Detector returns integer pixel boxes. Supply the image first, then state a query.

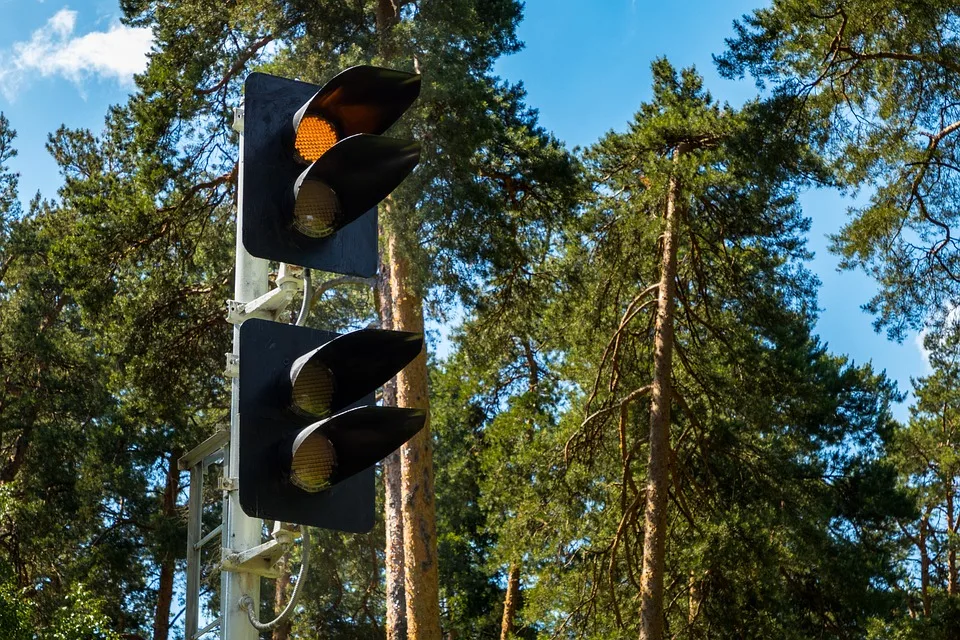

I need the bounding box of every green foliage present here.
[85,0,582,635]
[431,356,506,637]
[41,584,122,640]
[718,0,960,338]
[0,575,122,640]
[876,319,960,638]
[0,575,32,640]
[428,60,911,639]
[1,2,948,639]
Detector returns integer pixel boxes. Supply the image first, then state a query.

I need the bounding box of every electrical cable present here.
[238,526,312,631]
[295,268,312,326]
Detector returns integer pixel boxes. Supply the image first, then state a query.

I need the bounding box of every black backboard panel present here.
[242,72,377,277]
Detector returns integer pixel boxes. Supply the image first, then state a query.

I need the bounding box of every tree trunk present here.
[374,0,415,632]
[500,563,521,640]
[639,145,685,640]
[153,451,180,640]
[384,448,407,639]
[388,229,441,640]
[920,513,931,617]
[688,572,700,624]
[271,562,292,640]
[947,485,957,597]
[379,232,408,640]
[377,2,438,634]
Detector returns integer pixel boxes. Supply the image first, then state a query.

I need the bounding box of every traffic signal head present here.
[288,327,423,418]
[242,66,421,276]
[238,319,425,531]
[284,406,424,492]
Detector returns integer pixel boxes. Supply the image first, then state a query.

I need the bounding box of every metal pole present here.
[223,106,267,640]
[184,462,202,638]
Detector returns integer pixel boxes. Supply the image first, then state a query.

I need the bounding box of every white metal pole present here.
[223,106,267,640]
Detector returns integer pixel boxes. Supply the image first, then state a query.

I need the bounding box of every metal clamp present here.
[225,263,305,325]
[221,527,296,579]
[224,352,239,378]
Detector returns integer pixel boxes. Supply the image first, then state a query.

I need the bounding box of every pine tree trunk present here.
[384,449,407,639]
[639,146,685,640]
[500,563,521,640]
[380,235,408,640]
[377,3,438,634]
[920,514,931,617]
[388,229,441,640]
[688,572,700,624]
[948,485,957,596]
[153,451,180,640]
[272,563,292,640]
[374,0,414,631]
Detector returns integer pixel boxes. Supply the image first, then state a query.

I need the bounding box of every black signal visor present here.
[289,328,423,418]
[283,406,426,491]
[292,66,421,147]
[293,134,421,235]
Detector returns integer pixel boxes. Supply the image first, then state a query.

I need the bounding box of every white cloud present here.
[916,304,960,375]
[916,330,933,374]
[0,8,153,99]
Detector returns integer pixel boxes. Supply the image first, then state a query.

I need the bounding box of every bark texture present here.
[920,512,932,617]
[384,448,407,639]
[639,146,685,640]
[379,234,408,640]
[945,409,958,597]
[688,572,700,625]
[948,485,957,596]
[388,229,441,639]
[373,0,415,631]
[500,562,521,640]
[272,563,292,640]
[152,451,180,640]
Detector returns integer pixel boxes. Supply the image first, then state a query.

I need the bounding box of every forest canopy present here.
[0,2,958,640]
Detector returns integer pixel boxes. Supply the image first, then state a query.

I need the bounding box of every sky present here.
[0,0,927,420]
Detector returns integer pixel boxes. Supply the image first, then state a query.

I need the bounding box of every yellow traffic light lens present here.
[290,433,337,492]
[294,180,341,238]
[295,115,339,163]
[291,359,335,418]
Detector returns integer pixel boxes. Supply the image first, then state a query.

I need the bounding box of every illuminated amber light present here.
[291,359,335,418]
[294,181,341,238]
[295,115,339,163]
[290,434,337,492]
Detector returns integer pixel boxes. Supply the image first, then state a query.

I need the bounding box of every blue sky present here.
[0,0,926,419]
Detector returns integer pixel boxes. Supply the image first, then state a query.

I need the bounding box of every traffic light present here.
[239,319,425,531]
[242,66,421,277]
[235,65,424,531]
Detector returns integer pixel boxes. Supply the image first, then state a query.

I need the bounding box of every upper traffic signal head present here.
[239,319,426,531]
[242,66,421,276]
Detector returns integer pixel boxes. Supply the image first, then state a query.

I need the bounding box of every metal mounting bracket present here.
[224,352,239,378]
[225,264,305,325]
[233,106,244,134]
[221,528,296,579]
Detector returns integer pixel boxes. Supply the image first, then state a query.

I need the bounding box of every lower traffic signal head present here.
[238,319,425,530]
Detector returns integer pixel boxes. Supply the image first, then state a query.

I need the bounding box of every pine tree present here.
[25,1,580,636]
[444,61,912,639]
[884,320,960,638]
[718,0,960,338]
